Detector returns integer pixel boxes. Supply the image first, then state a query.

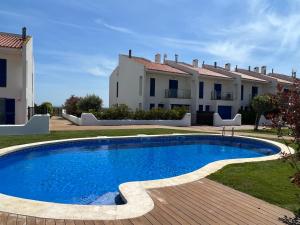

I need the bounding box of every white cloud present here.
[95,19,134,34]
[36,50,116,77]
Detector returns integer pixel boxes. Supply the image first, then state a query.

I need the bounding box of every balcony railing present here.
[211,91,234,101]
[165,89,191,99]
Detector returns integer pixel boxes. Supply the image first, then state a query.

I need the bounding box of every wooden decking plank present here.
[190,179,284,224]
[119,219,134,225]
[163,187,238,225]
[176,183,277,225]
[148,208,176,225]
[93,221,105,225]
[35,218,45,225]
[26,217,36,225]
[64,220,75,225]
[55,220,65,225]
[45,219,55,225]
[6,214,17,225]
[204,179,293,216]
[16,215,26,225]
[0,213,9,225]
[143,214,162,225]
[83,221,94,225]
[150,189,207,225]
[152,188,228,225]
[129,216,152,225]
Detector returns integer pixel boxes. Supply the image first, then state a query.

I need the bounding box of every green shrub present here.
[64,95,81,116]
[96,104,132,120]
[39,102,53,116]
[238,108,256,125]
[77,94,103,113]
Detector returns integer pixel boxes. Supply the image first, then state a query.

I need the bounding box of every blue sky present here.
[1,0,300,106]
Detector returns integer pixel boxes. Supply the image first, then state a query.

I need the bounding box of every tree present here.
[64,95,81,116]
[251,94,275,131]
[39,102,53,116]
[77,94,103,113]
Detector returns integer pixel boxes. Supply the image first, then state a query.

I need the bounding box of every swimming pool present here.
[0,135,280,205]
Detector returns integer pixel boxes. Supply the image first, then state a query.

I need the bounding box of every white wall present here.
[63,110,191,127]
[0,114,49,135]
[213,113,242,126]
[109,55,145,110]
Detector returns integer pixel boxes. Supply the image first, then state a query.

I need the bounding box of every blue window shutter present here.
[0,59,7,87]
[150,78,155,96]
[199,81,204,98]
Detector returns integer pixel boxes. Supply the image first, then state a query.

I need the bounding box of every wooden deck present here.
[0,179,295,225]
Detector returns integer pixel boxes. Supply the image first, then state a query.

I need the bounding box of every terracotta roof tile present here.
[269,73,294,84]
[231,71,268,83]
[0,32,26,49]
[130,57,189,75]
[180,63,232,79]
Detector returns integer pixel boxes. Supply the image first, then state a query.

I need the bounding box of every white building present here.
[109,51,293,124]
[0,28,34,124]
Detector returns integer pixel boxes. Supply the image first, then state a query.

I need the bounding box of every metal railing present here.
[211,91,234,101]
[165,89,191,99]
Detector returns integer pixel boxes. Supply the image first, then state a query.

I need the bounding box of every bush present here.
[77,94,103,113]
[238,108,256,125]
[94,105,187,120]
[36,102,53,116]
[64,95,81,116]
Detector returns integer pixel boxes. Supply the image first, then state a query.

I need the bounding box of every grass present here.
[0,128,200,148]
[238,128,291,136]
[208,159,300,213]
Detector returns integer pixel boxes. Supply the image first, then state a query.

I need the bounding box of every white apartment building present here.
[109,51,293,124]
[0,28,34,124]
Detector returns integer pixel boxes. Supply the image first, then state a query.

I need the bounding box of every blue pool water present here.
[0,135,279,205]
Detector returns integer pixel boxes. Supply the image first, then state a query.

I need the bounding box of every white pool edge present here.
[0,134,293,220]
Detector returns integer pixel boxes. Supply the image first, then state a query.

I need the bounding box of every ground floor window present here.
[198,105,203,112]
[205,105,210,112]
[0,98,15,124]
[158,104,164,108]
[149,103,155,109]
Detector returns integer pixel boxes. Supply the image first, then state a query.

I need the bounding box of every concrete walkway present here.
[50,117,292,141]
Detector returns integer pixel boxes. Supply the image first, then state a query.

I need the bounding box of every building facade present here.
[0,28,34,124]
[109,51,293,124]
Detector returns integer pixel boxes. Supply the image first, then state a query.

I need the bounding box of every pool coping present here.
[0,133,294,220]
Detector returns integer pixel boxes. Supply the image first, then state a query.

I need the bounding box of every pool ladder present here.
[222,127,235,137]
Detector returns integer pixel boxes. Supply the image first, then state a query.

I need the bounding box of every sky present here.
[1,0,300,106]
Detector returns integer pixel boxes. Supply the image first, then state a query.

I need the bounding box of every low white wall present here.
[62,110,191,127]
[213,113,242,127]
[0,114,50,136]
[259,115,272,126]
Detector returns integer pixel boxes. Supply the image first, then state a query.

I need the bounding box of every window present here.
[139,76,143,96]
[199,81,204,99]
[150,78,155,96]
[0,59,7,87]
[150,103,155,109]
[214,83,222,100]
[198,105,203,112]
[158,104,164,108]
[241,85,244,101]
[116,82,119,98]
[205,105,210,112]
[252,86,258,98]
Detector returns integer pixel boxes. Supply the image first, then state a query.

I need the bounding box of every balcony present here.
[211,91,234,101]
[165,89,191,99]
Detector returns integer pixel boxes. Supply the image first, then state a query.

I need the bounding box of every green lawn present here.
[238,128,291,136]
[0,128,199,148]
[208,160,300,213]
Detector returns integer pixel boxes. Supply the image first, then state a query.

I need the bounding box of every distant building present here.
[0,27,34,124]
[109,51,293,124]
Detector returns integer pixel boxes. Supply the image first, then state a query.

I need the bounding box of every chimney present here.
[163,54,167,63]
[235,65,238,72]
[155,53,161,64]
[248,66,251,71]
[271,68,274,74]
[292,69,297,78]
[22,27,27,40]
[175,54,178,63]
[261,66,267,75]
[214,62,217,68]
[254,67,260,73]
[225,63,231,71]
[192,59,199,68]
[128,49,132,58]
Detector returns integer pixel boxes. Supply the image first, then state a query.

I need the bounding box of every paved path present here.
[0,179,295,225]
[50,117,293,141]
